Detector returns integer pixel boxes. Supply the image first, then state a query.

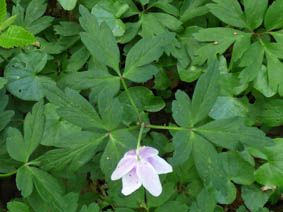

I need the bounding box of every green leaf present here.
[191,60,220,125]
[58,0,77,10]
[6,127,26,162]
[0,25,35,48]
[79,6,120,73]
[255,139,283,186]
[152,13,182,31]
[139,0,149,6]
[244,0,268,30]
[193,28,248,65]
[263,42,283,96]
[220,151,254,185]
[61,67,120,96]
[147,183,176,208]
[119,86,165,120]
[98,89,123,130]
[16,166,33,197]
[264,0,283,30]
[0,77,7,89]
[241,185,272,211]
[149,1,178,16]
[208,0,246,28]
[253,98,283,127]
[54,21,82,36]
[80,203,100,212]
[4,52,55,101]
[118,21,141,44]
[0,0,6,24]
[11,0,53,34]
[155,201,189,212]
[7,101,44,162]
[209,96,248,120]
[193,133,230,196]
[25,0,47,25]
[91,0,127,37]
[0,15,17,32]
[239,41,264,84]
[190,188,216,212]
[181,4,209,23]
[28,167,68,210]
[41,103,81,146]
[172,130,193,165]
[43,85,105,130]
[38,132,107,172]
[0,90,14,131]
[172,90,193,127]
[123,33,175,83]
[253,65,276,97]
[23,100,45,161]
[7,201,30,212]
[196,118,274,150]
[100,129,136,178]
[64,46,90,73]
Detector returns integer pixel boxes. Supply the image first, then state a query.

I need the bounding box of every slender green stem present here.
[120,77,141,122]
[0,169,18,178]
[136,122,145,160]
[146,124,187,131]
[0,160,41,178]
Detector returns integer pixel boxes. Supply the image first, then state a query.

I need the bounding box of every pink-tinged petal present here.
[147,155,173,174]
[137,160,162,197]
[139,146,159,159]
[121,168,142,196]
[111,156,137,180]
[125,149,136,157]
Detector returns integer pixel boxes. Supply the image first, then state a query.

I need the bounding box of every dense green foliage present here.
[1,0,283,211]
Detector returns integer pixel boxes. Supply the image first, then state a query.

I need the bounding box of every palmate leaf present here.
[195,117,274,150]
[193,28,250,65]
[6,100,44,163]
[79,5,120,73]
[208,0,268,30]
[255,139,283,186]
[43,84,105,130]
[172,61,220,127]
[16,166,69,210]
[208,0,246,28]
[0,25,36,48]
[61,67,120,97]
[38,132,107,172]
[123,32,175,83]
[12,0,54,35]
[4,52,55,101]
[41,103,81,146]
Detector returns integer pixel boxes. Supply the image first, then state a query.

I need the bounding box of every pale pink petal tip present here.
[121,168,142,195]
[139,146,159,159]
[147,155,173,174]
[137,160,162,197]
[111,156,136,181]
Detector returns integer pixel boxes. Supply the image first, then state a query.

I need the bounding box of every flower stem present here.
[120,77,141,122]
[0,169,18,178]
[136,122,145,160]
[145,124,187,131]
